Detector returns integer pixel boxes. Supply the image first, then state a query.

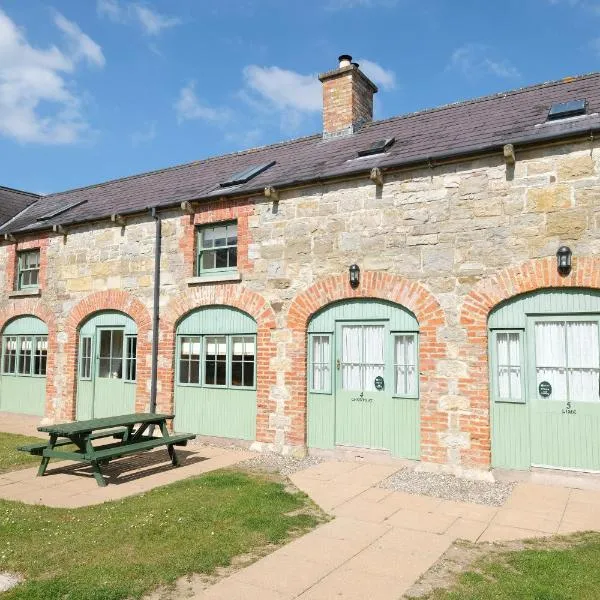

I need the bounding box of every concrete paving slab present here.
[379,490,443,513]
[479,524,550,542]
[311,516,392,543]
[491,508,560,534]
[569,488,600,505]
[385,508,457,534]
[333,496,403,523]
[201,579,290,600]
[446,518,490,542]
[0,412,44,437]
[437,499,498,522]
[291,461,362,481]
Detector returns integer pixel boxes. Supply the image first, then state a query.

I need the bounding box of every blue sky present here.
[0,0,598,194]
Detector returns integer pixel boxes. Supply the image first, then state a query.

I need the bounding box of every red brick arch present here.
[459,256,600,468]
[160,286,276,439]
[287,272,448,461]
[0,298,57,420]
[63,291,152,421]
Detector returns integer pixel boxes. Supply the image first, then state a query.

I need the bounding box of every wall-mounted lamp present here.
[556,246,572,275]
[349,264,360,288]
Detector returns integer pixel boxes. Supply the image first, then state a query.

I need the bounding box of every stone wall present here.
[1,139,599,472]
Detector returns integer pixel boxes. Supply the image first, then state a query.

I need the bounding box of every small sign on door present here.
[374,376,384,391]
[538,381,552,398]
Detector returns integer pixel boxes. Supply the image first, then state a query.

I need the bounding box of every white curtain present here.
[363,326,384,391]
[566,322,599,402]
[535,322,567,400]
[395,335,416,396]
[496,332,521,400]
[311,335,330,392]
[342,326,362,390]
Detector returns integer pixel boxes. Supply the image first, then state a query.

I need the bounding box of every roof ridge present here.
[46,131,321,199]
[0,185,42,199]
[364,71,600,130]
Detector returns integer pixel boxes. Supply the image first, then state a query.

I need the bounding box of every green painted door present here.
[307,299,420,459]
[173,306,257,440]
[76,312,136,420]
[335,323,389,449]
[529,318,600,471]
[0,316,48,416]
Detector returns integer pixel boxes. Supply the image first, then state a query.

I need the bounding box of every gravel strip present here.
[379,469,516,507]
[237,453,325,477]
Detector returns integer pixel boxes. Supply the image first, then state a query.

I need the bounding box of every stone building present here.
[2,55,600,479]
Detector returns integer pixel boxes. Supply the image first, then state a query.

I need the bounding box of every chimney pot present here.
[338,54,352,68]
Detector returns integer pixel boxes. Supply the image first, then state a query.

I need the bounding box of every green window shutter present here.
[490,329,525,403]
[309,334,332,394]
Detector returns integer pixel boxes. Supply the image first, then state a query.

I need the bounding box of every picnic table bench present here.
[17,413,195,487]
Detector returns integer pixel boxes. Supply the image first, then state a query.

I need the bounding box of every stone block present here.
[546,209,587,238]
[558,154,595,181]
[526,185,571,212]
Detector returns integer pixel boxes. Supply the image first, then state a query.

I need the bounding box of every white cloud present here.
[0,8,103,144]
[131,121,156,146]
[174,82,231,124]
[96,0,182,36]
[356,58,396,90]
[54,13,105,68]
[243,65,322,112]
[449,44,521,80]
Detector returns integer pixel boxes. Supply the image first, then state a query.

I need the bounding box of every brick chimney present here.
[319,54,378,139]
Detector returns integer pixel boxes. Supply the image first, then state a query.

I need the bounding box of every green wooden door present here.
[76,312,136,420]
[173,306,257,440]
[307,299,420,459]
[529,318,600,471]
[0,316,47,416]
[489,290,600,472]
[335,322,389,449]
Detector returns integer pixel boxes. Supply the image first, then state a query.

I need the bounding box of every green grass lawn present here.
[0,469,324,600]
[0,433,43,474]
[422,532,600,600]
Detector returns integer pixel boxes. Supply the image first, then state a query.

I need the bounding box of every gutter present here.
[2,123,600,237]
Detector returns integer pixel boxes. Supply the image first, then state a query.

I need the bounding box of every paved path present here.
[197,461,600,600]
[0,412,44,437]
[0,445,252,507]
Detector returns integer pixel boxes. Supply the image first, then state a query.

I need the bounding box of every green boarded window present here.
[492,330,524,403]
[309,334,331,393]
[196,221,238,276]
[17,249,40,290]
[177,334,256,389]
[394,334,418,398]
[125,335,137,382]
[1,335,47,377]
[79,336,93,380]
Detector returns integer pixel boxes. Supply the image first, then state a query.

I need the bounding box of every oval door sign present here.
[374,376,384,391]
[539,381,552,398]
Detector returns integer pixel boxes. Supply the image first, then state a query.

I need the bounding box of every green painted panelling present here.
[177,306,256,335]
[80,311,137,335]
[307,394,335,449]
[491,402,530,469]
[390,398,420,460]
[83,381,136,420]
[335,389,390,449]
[309,299,419,333]
[3,316,47,336]
[76,380,94,420]
[489,289,600,329]
[530,401,600,470]
[0,376,45,416]
[174,387,256,440]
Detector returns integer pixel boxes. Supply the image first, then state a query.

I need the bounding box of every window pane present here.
[496,332,521,400]
[212,226,227,247]
[311,335,330,393]
[215,248,228,268]
[34,336,48,376]
[566,322,600,402]
[112,330,124,359]
[535,322,567,400]
[3,337,17,374]
[243,362,254,387]
[18,337,32,375]
[205,336,226,386]
[125,336,137,381]
[395,335,416,396]
[98,358,112,378]
[341,326,362,390]
[80,336,92,379]
[362,326,385,391]
[228,247,237,268]
[227,223,237,245]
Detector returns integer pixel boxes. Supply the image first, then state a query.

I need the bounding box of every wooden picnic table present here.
[18,413,195,487]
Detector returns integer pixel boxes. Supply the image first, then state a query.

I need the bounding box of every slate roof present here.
[4,72,600,235]
[0,186,40,228]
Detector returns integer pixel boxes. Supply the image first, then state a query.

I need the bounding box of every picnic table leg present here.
[159,420,180,467]
[90,460,107,487]
[37,434,57,477]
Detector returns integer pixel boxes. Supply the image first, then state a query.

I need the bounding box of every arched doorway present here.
[0,316,48,415]
[307,298,420,458]
[76,311,137,420]
[489,288,600,471]
[174,306,257,440]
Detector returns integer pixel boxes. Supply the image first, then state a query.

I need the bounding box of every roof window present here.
[219,161,276,188]
[357,137,395,158]
[547,99,587,121]
[37,199,87,221]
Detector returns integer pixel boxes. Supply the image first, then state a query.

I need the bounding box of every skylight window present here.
[37,199,87,221]
[357,137,395,158]
[219,161,276,188]
[547,99,587,121]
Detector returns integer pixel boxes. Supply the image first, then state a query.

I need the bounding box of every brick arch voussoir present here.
[0,298,56,333]
[460,256,600,331]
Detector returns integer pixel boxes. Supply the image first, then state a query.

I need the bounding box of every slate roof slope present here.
[0,186,40,227]
[3,72,600,235]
